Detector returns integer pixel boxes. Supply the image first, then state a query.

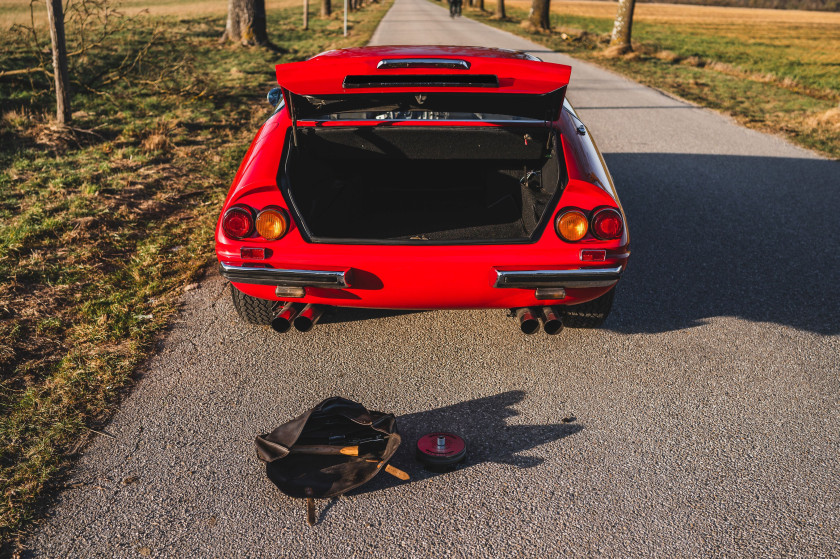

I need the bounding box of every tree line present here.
[637,0,839,11]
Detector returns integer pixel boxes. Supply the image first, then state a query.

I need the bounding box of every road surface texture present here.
[28,0,840,556]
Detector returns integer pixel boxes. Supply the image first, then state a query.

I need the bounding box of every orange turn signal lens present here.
[556,210,588,242]
[255,208,288,240]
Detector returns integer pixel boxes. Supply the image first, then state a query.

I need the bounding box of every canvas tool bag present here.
[255,397,406,525]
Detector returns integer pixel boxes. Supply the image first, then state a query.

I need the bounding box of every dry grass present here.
[806,107,840,132]
[654,49,680,63]
[0,0,395,549]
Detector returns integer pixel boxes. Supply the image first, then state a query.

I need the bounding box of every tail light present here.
[256,207,289,240]
[591,208,623,240]
[222,205,254,239]
[556,209,588,242]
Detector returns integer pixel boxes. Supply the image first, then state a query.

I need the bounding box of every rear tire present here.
[230,285,276,325]
[563,287,615,328]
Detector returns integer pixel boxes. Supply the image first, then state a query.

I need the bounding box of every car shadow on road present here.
[603,153,840,335]
[318,307,426,325]
[348,390,582,497]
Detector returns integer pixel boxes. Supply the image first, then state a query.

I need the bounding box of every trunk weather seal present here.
[277,126,568,246]
[283,88,299,147]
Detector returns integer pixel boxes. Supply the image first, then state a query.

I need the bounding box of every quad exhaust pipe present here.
[276,303,559,335]
[515,308,540,335]
[271,302,300,333]
[293,304,325,332]
[271,303,327,333]
[514,306,564,335]
[541,306,564,335]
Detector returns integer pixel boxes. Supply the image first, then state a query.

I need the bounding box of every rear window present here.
[287,90,566,122]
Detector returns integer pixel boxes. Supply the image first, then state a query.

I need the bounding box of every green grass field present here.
[460,0,840,158]
[0,0,393,550]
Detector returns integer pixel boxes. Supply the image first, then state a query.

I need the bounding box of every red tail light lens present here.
[222,206,254,239]
[591,208,623,240]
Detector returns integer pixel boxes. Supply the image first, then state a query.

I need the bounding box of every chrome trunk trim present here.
[377,58,471,70]
[219,262,349,288]
[494,266,623,289]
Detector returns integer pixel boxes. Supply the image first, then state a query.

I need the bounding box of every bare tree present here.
[528,0,551,31]
[45,0,71,123]
[221,0,268,45]
[609,0,637,53]
[494,0,505,19]
[321,0,331,17]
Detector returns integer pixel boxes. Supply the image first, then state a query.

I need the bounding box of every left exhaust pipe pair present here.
[271,303,325,333]
[515,307,563,335]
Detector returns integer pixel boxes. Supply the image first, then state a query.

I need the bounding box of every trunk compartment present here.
[281,126,565,243]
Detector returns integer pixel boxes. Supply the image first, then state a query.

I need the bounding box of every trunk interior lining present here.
[281,126,565,243]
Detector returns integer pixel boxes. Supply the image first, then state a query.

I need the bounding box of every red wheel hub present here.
[416,432,467,470]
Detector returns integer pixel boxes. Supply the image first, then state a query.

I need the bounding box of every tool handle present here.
[384,464,410,481]
[365,459,410,481]
[290,445,359,456]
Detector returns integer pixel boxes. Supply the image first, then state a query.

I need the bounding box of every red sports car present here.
[215,46,629,335]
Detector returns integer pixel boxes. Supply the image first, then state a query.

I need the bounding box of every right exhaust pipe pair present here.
[515,307,563,335]
[271,303,325,333]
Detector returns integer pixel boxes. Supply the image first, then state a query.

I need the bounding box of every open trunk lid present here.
[276,46,571,123]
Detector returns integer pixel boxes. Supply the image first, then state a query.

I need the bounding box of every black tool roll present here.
[255,397,406,525]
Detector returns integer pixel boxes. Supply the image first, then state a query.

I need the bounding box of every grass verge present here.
[0,0,393,551]
[451,0,840,158]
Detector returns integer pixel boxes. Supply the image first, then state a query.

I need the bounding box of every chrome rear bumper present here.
[493,266,623,289]
[219,262,350,288]
[220,262,621,291]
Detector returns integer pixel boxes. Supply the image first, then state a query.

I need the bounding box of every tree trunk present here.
[609,0,636,52]
[45,0,70,124]
[494,0,505,19]
[303,0,309,29]
[528,0,551,31]
[321,0,331,17]
[478,0,484,11]
[222,0,268,45]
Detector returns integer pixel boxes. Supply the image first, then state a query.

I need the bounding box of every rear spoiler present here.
[278,53,569,116]
[275,53,571,96]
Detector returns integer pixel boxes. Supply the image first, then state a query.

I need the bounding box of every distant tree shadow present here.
[350,391,582,496]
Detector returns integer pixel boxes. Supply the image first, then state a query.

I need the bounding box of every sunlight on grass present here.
[0,0,393,549]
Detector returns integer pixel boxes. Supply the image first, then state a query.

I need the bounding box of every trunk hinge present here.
[283,89,299,148]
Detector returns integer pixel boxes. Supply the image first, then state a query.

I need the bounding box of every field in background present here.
[0,0,303,27]
[0,0,393,550]
[467,0,840,157]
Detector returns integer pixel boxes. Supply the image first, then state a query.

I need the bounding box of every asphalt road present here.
[28,0,840,556]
